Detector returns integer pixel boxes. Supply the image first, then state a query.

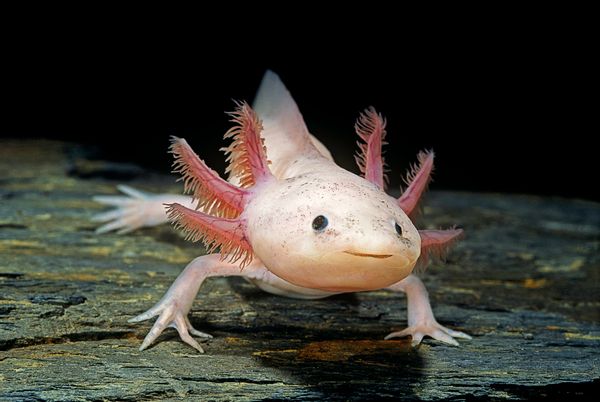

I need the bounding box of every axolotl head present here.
[245,168,421,292]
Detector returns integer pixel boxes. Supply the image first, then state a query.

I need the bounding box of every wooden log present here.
[1,140,598,400]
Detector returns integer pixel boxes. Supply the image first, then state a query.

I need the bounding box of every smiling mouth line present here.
[343,251,393,259]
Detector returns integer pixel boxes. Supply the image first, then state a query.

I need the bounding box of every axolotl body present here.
[94,71,470,352]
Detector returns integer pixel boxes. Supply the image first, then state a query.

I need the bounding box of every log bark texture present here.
[1,140,598,401]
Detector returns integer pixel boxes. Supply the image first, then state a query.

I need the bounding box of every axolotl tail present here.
[249,70,333,180]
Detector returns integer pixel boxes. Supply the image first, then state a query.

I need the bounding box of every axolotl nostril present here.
[93,70,470,352]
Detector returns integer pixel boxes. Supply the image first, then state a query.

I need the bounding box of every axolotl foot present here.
[385,275,472,347]
[385,320,471,347]
[92,185,194,234]
[129,297,212,353]
[126,256,228,353]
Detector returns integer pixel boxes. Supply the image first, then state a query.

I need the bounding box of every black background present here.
[1,18,594,201]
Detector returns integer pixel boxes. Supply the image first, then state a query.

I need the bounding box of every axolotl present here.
[93,71,470,352]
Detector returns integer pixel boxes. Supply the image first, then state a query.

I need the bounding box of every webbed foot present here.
[93,185,193,233]
[386,275,471,347]
[129,297,212,353]
[92,185,170,233]
[385,320,471,347]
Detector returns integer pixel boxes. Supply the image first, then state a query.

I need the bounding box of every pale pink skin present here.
[94,71,470,352]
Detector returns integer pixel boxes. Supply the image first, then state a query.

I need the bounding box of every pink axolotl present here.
[93,71,470,352]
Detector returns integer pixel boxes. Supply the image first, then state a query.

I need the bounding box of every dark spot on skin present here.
[372,219,386,232]
[343,215,358,230]
[323,228,339,237]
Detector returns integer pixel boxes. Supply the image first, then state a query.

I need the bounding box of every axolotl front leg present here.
[129,254,271,352]
[385,275,471,346]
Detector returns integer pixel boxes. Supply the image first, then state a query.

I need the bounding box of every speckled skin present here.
[93,71,470,352]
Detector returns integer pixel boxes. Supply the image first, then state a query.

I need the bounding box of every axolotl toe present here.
[93,71,470,352]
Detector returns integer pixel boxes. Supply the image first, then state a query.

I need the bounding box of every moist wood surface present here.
[1,140,598,401]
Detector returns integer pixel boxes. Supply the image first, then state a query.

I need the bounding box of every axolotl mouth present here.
[343,251,393,259]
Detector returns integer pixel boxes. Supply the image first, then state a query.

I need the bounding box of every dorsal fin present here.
[251,71,317,170]
[253,70,309,135]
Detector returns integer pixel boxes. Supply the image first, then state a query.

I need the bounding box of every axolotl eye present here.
[395,222,403,236]
[312,215,328,231]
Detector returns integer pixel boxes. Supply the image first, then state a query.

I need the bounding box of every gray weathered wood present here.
[1,140,598,401]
